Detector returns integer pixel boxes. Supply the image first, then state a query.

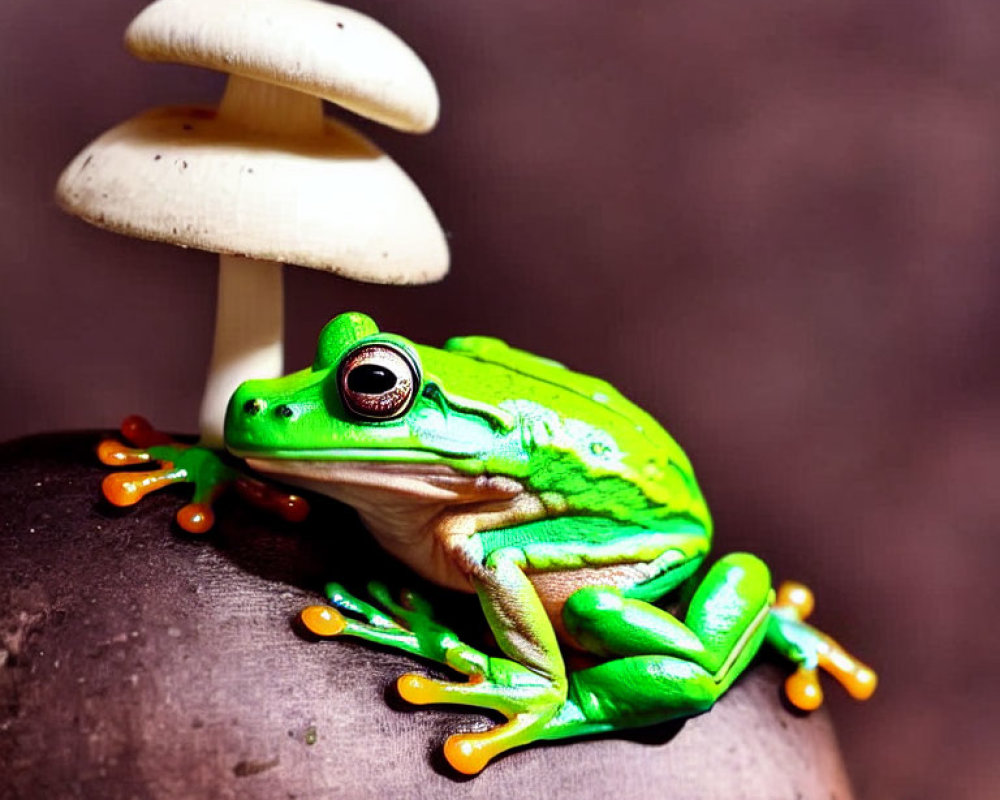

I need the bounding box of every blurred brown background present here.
[2,1,999,797]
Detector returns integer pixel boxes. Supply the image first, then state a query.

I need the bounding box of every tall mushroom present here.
[56,0,448,447]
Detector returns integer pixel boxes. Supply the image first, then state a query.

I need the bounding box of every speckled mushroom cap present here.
[125,0,439,133]
[55,106,449,284]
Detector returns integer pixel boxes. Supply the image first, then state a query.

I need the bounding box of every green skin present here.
[224,312,830,772]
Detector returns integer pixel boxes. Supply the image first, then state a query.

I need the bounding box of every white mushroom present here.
[55,0,447,446]
[126,0,440,134]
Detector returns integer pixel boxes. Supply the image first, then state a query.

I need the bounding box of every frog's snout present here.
[236,396,294,420]
[225,382,297,450]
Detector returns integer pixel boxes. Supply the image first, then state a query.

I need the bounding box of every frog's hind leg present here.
[539,654,721,742]
[767,581,878,709]
[405,553,772,770]
[566,552,772,675]
[547,553,772,737]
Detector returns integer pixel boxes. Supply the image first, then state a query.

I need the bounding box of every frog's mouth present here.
[244,456,523,505]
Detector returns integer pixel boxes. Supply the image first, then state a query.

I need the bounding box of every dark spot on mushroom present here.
[82,155,93,169]
[172,228,178,234]
[247,168,254,174]
[154,154,162,161]
[337,21,344,28]
[101,193,108,199]
[182,124,193,131]
[382,252,388,258]
[182,161,188,169]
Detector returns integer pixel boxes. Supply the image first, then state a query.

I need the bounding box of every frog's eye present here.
[337,344,418,421]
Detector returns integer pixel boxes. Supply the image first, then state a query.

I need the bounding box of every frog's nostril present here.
[276,404,294,419]
[243,398,265,416]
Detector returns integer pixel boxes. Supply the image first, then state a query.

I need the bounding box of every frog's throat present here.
[244,458,525,505]
[246,458,532,591]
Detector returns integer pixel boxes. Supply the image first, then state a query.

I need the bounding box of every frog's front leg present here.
[300,580,552,725]
[302,581,491,676]
[98,415,308,533]
[397,537,570,774]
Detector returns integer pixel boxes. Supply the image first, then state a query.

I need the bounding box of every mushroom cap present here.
[55,106,449,284]
[125,0,439,133]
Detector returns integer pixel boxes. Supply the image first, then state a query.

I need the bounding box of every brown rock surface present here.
[1,433,853,799]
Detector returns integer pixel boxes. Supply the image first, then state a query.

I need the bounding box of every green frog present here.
[224,312,876,774]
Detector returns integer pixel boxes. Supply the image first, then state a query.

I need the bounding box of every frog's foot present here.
[300,582,564,774]
[98,415,308,533]
[398,666,565,775]
[767,581,878,710]
[300,582,488,673]
[441,715,549,776]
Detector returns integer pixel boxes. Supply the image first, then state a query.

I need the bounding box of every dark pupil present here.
[348,364,397,395]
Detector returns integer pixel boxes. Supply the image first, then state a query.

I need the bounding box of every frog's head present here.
[225,312,516,475]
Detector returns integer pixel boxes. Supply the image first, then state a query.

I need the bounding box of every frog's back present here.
[426,336,707,530]
[442,336,666,437]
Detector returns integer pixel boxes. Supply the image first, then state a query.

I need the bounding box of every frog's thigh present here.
[545,654,720,737]
[564,553,772,677]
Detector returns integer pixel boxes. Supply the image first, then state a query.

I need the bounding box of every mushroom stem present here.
[218,74,325,136]
[198,255,283,447]
[197,75,325,447]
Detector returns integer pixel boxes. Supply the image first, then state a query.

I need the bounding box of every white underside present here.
[245,458,527,589]
[245,458,670,628]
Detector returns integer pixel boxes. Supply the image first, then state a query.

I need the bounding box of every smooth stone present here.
[0,432,854,799]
